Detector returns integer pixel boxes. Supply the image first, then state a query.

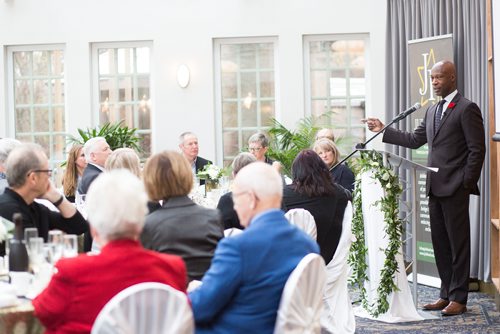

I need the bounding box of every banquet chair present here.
[224,228,243,237]
[274,253,326,334]
[92,282,194,334]
[321,202,355,334]
[285,209,317,240]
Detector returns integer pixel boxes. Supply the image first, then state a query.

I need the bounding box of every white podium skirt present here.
[353,171,424,323]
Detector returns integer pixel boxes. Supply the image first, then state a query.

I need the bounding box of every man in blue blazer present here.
[189,162,319,334]
[365,60,485,316]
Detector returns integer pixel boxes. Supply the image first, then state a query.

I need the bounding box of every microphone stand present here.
[332,114,405,170]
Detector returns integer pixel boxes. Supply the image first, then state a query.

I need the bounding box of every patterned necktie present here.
[434,99,446,134]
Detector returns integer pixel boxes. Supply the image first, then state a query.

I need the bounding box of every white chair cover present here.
[224,228,243,237]
[274,253,326,334]
[92,282,194,334]
[353,171,424,322]
[285,209,317,240]
[321,202,356,334]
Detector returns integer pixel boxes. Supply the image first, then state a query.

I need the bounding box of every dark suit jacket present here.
[216,192,243,230]
[77,164,103,195]
[141,196,223,281]
[331,163,355,193]
[33,239,187,334]
[189,209,319,334]
[383,93,485,196]
[195,156,212,186]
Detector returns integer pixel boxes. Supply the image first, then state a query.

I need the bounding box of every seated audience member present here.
[248,132,282,172]
[216,152,256,230]
[62,144,87,203]
[141,151,223,281]
[77,137,112,195]
[315,128,335,142]
[33,170,187,334]
[283,149,349,264]
[179,131,212,185]
[189,162,319,333]
[104,148,160,213]
[0,138,21,194]
[0,144,88,256]
[313,138,355,193]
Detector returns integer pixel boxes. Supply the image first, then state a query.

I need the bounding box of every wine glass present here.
[48,230,63,263]
[63,235,78,258]
[24,228,39,245]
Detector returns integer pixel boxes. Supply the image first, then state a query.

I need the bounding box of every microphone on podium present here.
[392,102,422,122]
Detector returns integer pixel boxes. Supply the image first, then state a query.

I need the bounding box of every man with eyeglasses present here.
[0,143,88,256]
[189,162,318,333]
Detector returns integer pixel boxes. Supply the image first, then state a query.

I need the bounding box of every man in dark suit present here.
[77,137,112,251]
[364,60,485,316]
[179,132,212,185]
[77,137,112,195]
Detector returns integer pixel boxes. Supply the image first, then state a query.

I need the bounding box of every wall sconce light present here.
[177,64,190,88]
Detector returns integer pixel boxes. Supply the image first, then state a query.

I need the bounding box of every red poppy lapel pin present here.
[447,102,456,109]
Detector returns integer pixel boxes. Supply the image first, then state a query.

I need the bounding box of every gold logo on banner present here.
[417,49,438,107]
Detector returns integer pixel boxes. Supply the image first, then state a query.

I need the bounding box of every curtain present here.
[386,0,490,281]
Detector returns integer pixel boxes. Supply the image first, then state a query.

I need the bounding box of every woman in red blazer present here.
[33,169,188,334]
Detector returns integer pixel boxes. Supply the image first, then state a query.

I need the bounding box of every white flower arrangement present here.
[0,217,14,242]
[196,164,224,182]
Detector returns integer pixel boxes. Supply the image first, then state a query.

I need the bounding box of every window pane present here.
[307,37,366,150]
[51,50,64,76]
[53,106,65,132]
[33,135,50,157]
[223,130,239,157]
[96,45,152,155]
[34,107,50,132]
[218,41,275,163]
[51,79,64,104]
[34,80,49,104]
[33,51,49,76]
[15,108,31,133]
[13,52,32,78]
[118,48,133,74]
[222,102,238,128]
[137,133,151,159]
[15,80,31,105]
[260,71,274,98]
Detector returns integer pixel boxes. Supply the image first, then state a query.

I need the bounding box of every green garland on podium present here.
[348,150,404,317]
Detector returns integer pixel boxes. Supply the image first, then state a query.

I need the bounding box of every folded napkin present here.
[0,282,19,308]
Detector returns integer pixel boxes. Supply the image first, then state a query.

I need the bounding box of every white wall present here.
[0,0,387,162]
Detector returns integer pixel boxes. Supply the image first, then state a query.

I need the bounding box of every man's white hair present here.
[83,137,107,163]
[234,162,283,201]
[0,138,21,165]
[85,169,148,241]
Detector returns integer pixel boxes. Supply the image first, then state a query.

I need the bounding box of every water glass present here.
[24,228,38,245]
[48,230,63,263]
[28,237,44,273]
[63,235,78,258]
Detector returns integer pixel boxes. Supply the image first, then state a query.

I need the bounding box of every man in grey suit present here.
[365,60,485,316]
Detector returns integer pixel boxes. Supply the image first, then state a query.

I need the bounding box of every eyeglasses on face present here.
[29,169,53,177]
[248,147,263,152]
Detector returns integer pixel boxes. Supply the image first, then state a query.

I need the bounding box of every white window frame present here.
[6,44,67,165]
[91,41,154,153]
[214,36,280,166]
[303,33,370,116]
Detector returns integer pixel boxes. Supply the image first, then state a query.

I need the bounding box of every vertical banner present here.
[408,35,453,287]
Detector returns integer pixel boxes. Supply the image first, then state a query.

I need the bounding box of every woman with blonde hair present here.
[62,144,87,202]
[313,138,355,193]
[141,151,223,281]
[105,148,160,213]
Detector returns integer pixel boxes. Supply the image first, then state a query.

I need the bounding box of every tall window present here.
[304,36,367,154]
[215,38,277,166]
[8,46,66,175]
[93,42,152,157]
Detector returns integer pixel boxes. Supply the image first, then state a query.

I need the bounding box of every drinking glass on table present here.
[24,227,38,245]
[48,230,63,263]
[63,235,78,258]
[28,237,44,273]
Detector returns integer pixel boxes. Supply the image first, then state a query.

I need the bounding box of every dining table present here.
[0,298,44,334]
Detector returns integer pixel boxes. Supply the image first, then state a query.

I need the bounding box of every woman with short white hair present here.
[33,169,187,334]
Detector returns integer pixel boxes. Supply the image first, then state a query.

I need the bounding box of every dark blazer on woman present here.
[282,184,349,264]
[216,192,243,230]
[330,163,355,193]
[141,195,223,281]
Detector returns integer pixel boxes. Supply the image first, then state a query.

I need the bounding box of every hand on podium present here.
[362,118,385,133]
